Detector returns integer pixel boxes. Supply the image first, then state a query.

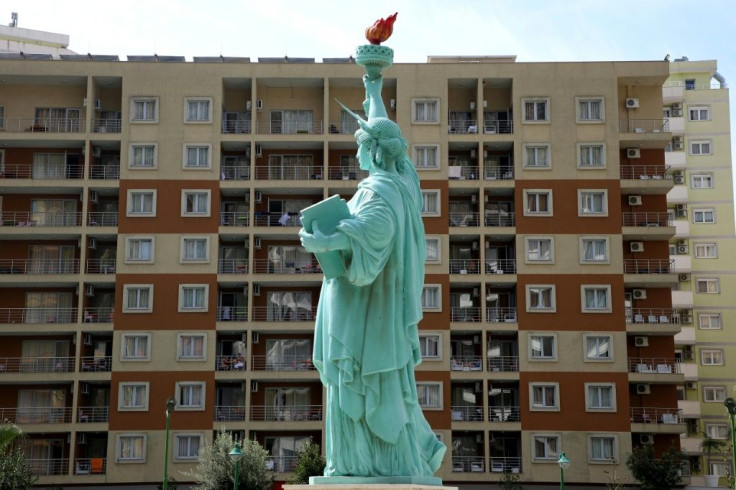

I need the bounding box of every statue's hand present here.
[299,222,332,253]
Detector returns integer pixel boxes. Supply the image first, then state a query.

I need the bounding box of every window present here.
[175,382,205,410]
[526,285,555,312]
[121,333,151,360]
[425,236,441,263]
[699,313,722,330]
[0,106,4,128]
[181,237,209,263]
[529,334,556,360]
[578,143,605,167]
[532,434,560,460]
[183,144,211,169]
[685,79,696,90]
[419,334,441,359]
[579,190,608,216]
[181,190,211,216]
[530,383,559,410]
[577,98,604,122]
[705,424,729,440]
[580,237,609,263]
[129,144,156,168]
[117,434,146,462]
[589,435,617,462]
[127,190,156,216]
[422,285,441,311]
[416,382,442,409]
[177,334,206,360]
[581,285,611,312]
[586,384,616,411]
[413,145,440,169]
[524,144,550,168]
[523,98,549,122]
[693,208,715,223]
[175,434,203,460]
[526,237,553,262]
[524,190,553,216]
[688,106,710,121]
[125,237,154,263]
[179,285,209,312]
[421,190,440,216]
[691,174,714,188]
[118,382,149,410]
[704,386,726,402]
[412,98,439,123]
[185,98,212,122]
[130,97,158,122]
[694,243,718,258]
[123,285,153,313]
[701,349,724,365]
[690,140,712,155]
[584,335,612,361]
[696,278,719,294]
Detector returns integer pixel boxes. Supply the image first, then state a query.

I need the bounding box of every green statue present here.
[298,13,446,483]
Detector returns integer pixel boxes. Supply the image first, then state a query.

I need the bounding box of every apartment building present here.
[0,48,689,488]
[664,59,736,485]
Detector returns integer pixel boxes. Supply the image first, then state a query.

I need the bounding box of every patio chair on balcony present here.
[634,314,644,323]
[491,460,504,472]
[659,315,670,323]
[647,315,658,323]
[471,461,484,472]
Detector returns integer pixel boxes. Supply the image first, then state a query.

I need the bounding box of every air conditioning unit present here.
[93,146,101,158]
[251,380,259,392]
[94,99,102,110]
[677,208,688,217]
[677,245,689,254]
[686,381,697,390]
[629,195,643,206]
[78,433,87,444]
[255,190,262,203]
[671,109,682,117]
[90,191,99,203]
[256,99,263,110]
[85,285,95,297]
[254,237,262,249]
[636,384,651,395]
[672,103,682,110]
[682,315,693,324]
[674,174,685,185]
[630,242,644,252]
[674,141,684,150]
[252,332,260,344]
[639,434,654,444]
[81,383,89,394]
[677,239,687,246]
[83,333,93,345]
[253,284,261,296]
[633,289,647,300]
[683,351,694,361]
[634,336,649,347]
[627,148,641,159]
[88,237,97,249]
[679,273,691,282]
[626,98,640,108]
[246,100,252,110]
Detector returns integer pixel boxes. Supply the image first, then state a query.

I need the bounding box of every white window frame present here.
[581,285,612,313]
[181,190,211,217]
[175,381,206,410]
[529,333,557,360]
[116,433,147,463]
[425,236,441,264]
[525,236,554,263]
[183,144,212,169]
[694,242,718,259]
[184,97,213,123]
[588,434,618,463]
[705,424,729,440]
[523,144,551,169]
[576,97,605,123]
[120,333,152,361]
[532,433,561,461]
[580,237,610,264]
[691,173,714,189]
[522,97,550,123]
[584,334,613,362]
[421,190,441,216]
[698,313,722,330]
[180,236,210,263]
[526,285,556,312]
[701,349,724,366]
[418,333,441,360]
[412,144,440,169]
[118,382,149,411]
[692,208,716,223]
[177,333,207,361]
[696,278,720,294]
[416,381,443,409]
[411,98,440,124]
[126,189,157,217]
[178,284,209,312]
[124,236,155,264]
[174,433,204,461]
[123,285,154,313]
[585,383,616,412]
[688,105,710,121]
[128,143,157,169]
[422,284,442,311]
[578,189,608,217]
[130,97,159,123]
[690,140,712,155]
[704,386,727,402]
[578,143,606,168]
[523,189,553,216]
[529,382,560,411]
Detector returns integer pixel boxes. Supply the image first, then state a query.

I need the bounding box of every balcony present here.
[87,212,118,227]
[484,211,515,227]
[486,307,517,323]
[628,358,680,375]
[327,166,367,181]
[451,356,483,371]
[618,119,669,133]
[0,356,74,373]
[251,306,315,322]
[448,119,479,135]
[29,458,70,476]
[91,117,122,133]
[85,259,115,275]
[451,307,481,323]
[254,165,323,181]
[452,456,487,473]
[218,259,249,274]
[0,163,84,180]
[215,354,246,371]
[77,406,110,423]
[4,117,85,133]
[627,308,681,335]
[449,212,479,227]
[487,356,519,373]
[484,259,516,275]
[0,406,72,424]
[448,162,479,181]
[620,165,671,180]
[221,165,250,181]
[80,356,112,372]
[0,259,79,275]
[630,407,683,426]
[214,405,246,422]
[74,457,107,475]
[622,211,671,228]
[451,405,484,422]
[82,307,114,323]
[250,355,315,371]
[250,404,322,422]
[254,213,301,227]
[488,457,522,474]
[256,120,324,135]
[0,211,82,227]
[624,259,675,274]
[484,165,514,181]
[450,259,480,275]
[488,405,521,422]
[220,211,249,227]
[216,306,248,322]
[0,307,77,324]
[252,259,321,275]
[483,120,513,134]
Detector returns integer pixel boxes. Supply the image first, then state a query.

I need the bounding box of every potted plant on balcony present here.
[700,432,728,487]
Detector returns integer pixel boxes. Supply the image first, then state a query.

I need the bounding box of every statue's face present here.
[357,144,371,171]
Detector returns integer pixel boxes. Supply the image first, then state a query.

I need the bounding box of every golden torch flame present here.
[365,12,398,45]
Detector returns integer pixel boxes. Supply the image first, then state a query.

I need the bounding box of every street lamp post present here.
[557,451,571,490]
[229,442,243,490]
[163,397,176,490]
[724,398,736,490]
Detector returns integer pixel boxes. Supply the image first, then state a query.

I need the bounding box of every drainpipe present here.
[713,72,728,89]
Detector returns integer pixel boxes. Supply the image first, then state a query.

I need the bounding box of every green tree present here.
[0,423,37,490]
[700,432,728,475]
[186,429,274,490]
[498,470,523,490]
[289,438,325,484]
[626,445,683,490]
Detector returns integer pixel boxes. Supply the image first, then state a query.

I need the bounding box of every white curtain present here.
[31,199,77,226]
[283,110,313,134]
[267,292,312,321]
[265,338,312,370]
[267,246,312,272]
[32,153,66,179]
[24,292,73,323]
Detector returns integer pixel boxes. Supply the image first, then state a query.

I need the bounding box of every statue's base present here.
[301,475,449,487]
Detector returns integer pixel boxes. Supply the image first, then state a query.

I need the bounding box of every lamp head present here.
[557,451,571,470]
[229,443,243,462]
[725,397,736,414]
[165,397,176,412]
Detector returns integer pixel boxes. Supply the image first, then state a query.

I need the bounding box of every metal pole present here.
[727,399,736,490]
[163,407,170,490]
[234,459,240,490]
[560,465,565,490]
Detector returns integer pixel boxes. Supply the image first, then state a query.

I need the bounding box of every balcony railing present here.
[92,118,122,133]
[485,259,516,274]
[486,307,517,323]
[249,355,315,371]
[254,213,301,227]
[488,456,522,474]
[0,356,74,373]
[624,259,675,274]
[448,165,479,180]
[449,120,479,134]
[0,211,82,227]
[269,456,298,474]
[28,458,70,476]
[85,259,116,274]
[216,306,248,322]
[630,406,682,424]
[90,164,120,179]
[619,119,669,133]
[620,165,671,180]
[214,405,246,421]
[628,308,680,324]
[484,165,514,180]
[78,406,110,423]
[328,167,368,180]
[252,307,316,322]
[483,120,514,134]
[218,259,249,274]
[451,356,483,371]
[450,307,481,322]
[450,405,484,421]
[0,307,77,324]
[215,354,246,371]
[221,165,250,180]
[0,164,84,180]
[487,356,519,372]
[74,457,107,475]
[489,405,521,422]
[80,356,111,372]
[622,211,671,227]
[484,211,515,227]
[82,307,114,323]
[257,120,324,135]
[629,358,681,374]
[449,212,480,227]
[220,211,249,226]
[452,456,486,473]
[449,259,480,274]
[254,165,322,180]
[252,259,321,274]
[250,404,322,422]
[0,407,72,424]
[88,212,118,226]
[5,117,85,133]
[0,259,79,274]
